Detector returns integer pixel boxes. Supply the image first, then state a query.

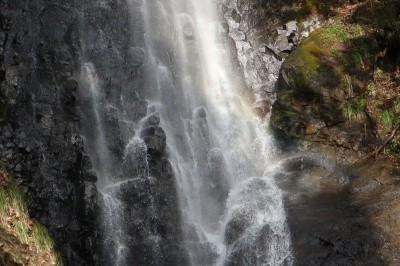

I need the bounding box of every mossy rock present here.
[271,22,379,155]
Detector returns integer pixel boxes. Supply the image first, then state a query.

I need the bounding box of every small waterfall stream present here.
[79,0,293,265]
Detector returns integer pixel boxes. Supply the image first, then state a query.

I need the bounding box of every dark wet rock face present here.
[140,126,167,155]
[0,0,97,264]
[99,159,188,266]
[0,0,185,264]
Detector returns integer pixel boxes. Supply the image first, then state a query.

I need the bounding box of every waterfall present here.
[79,0,293,265]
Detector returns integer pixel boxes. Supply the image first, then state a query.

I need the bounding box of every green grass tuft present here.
[340,97,366,122]
[381,110,394,128]
[367,82,376,96]
[0,167,58,265]
[319,23,350,42]
[32,223,54,251]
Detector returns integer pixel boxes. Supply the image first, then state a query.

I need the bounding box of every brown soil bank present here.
[270,0,400,264]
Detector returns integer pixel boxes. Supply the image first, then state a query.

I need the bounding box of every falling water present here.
[138,0,293,265]
[79,0,293,265]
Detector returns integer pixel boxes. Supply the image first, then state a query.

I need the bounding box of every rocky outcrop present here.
[271,1,400,162]
[271,24,376,160]
[222,0,329,118]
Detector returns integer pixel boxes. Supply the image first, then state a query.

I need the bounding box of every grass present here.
[344,74,354,97]
[340,97,366,122]
[388,138,400,159]
[367,82,376,96]
[32,223,54,251]
[374,67,390,82]
[381,110,394,128]
[394,97,400,113]
[0,166,60,265]
[319,23,350,42]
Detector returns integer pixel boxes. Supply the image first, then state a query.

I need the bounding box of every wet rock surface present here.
[0,0,187,264]
[278,155,385,265]
[0,0,96,264]
[350,161,400,263]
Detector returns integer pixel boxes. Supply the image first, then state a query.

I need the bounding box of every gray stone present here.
[229,9,242,23]
[277,29,287,35]
[0,31,5,43]
[18,141,27,149]
[194,107,207,119]
[140,126,167,154]
[6,142,15,148]
[4,130,12,139]
[285,21,298,36]
[128,47,147,66]
[143,114,160,127]
[229,30,246,41]
[14,164,22,172]
[276,34,292,52]
[18,132,27,139]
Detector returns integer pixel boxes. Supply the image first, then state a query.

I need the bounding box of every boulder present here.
[270,24,380,159]
[140,126,167,154]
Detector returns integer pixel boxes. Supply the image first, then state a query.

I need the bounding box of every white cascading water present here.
[139,0,293,265]
[80,0,293,265]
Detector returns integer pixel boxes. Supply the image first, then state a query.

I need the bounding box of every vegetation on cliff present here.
[0,164,60,266]
[271,0,400,162]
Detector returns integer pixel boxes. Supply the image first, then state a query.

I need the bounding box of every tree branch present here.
[369,123,400,159]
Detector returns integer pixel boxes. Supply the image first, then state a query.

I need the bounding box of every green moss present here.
[331,49,348,66]
[277,0,400,163]
[286,23,356,78]
[286,30,324,77]
[295,2,315,21]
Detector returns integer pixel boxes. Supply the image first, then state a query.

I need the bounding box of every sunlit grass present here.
[0,167,60,265]
[32,223,54,251]
[340,97,366,122]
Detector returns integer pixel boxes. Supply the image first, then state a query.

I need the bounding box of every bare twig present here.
[369,123,400,159]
